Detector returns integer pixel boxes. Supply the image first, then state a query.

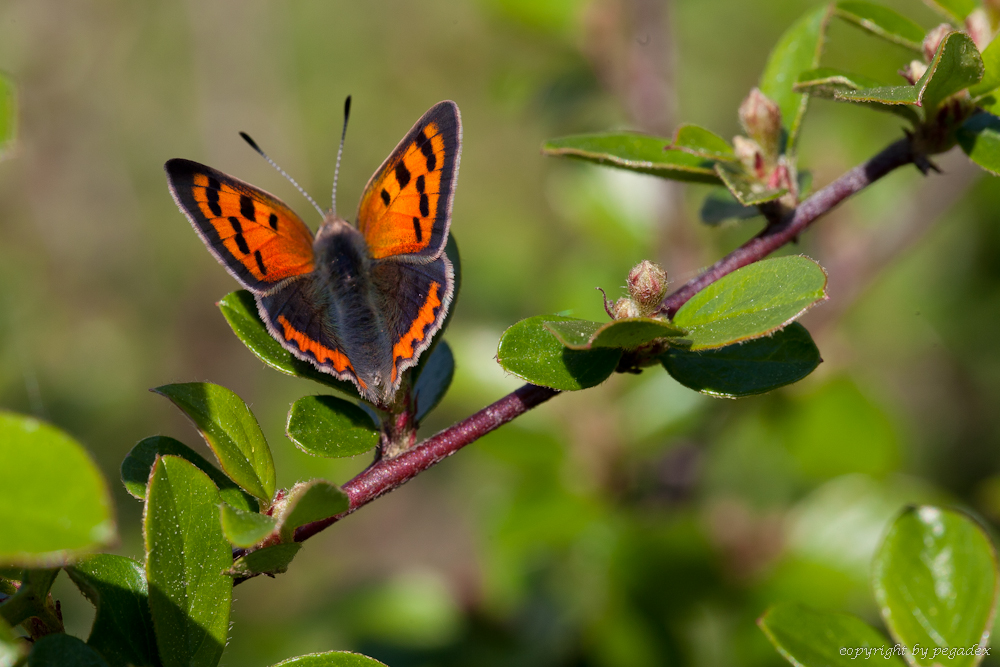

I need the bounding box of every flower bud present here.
[613,297,641,320]
[738,88,782,161]
[923,24,953,62]
[627,260,668,312]
[899,60,928,85]
[733,135,764,177]
[966,9,993,50]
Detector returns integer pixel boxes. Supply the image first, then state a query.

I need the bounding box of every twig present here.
[287,136,917,548]
[657,137,915,317]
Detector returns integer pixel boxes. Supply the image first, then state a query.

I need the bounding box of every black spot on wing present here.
[415,174,425,194]
[269,212,278,230]
[412,217,422,242]
[240,195,256,222]
[205,179,222,217]
[254,250,267,275]
[417,129,436,172]
[419,194,429,218]
[395,162,411,189]
[381,189,391,206]
[229,217,250,255]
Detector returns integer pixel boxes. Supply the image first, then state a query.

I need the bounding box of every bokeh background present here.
[2,0,1000,665]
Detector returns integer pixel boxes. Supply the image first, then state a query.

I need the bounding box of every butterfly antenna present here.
[331,95,351,218]
[239,131,325,218]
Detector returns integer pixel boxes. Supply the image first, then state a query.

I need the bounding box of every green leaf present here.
[958,112,1000,175]
[65,555,160,667]
[669,124,735,160]
[121,435,257,512]
[759,601,906,667]
[663,322,821,397]
[543,317,685,351]
[153,382,276,506]
[835,1,925,51]
[218,290,362,399]
[277,480,350,539]
[873,506,998,667]
[0,73,15,161]
[270,652,388,667]
[27,634,110,667]
[0,616,26,667]
[921,31,984,113]
[145,456,231,667]
[220,504,277,548]
[760,4,833,154]
[837,31,983,113]
[715,162,787,206]
[286,395,379,458]
[795,68,923,123]
[0,412,116,567]
[700,187,760,225]
[924,0,977,22]
[971,37,1000,98]
[227,543,302,578]
[413,340,454,422]
[496,315,622,391]
[542,133,722,183]
[672,256,828,350]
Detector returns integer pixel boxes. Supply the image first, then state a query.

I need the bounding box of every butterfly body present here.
[166,101,461,406]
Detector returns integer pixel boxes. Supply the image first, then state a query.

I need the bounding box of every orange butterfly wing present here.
[356,101,461,261]
[165,159,315,292]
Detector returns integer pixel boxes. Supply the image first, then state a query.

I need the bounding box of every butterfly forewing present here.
[166,159,316,293]
[357,101,461,261]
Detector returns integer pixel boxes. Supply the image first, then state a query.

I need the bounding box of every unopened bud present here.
[613,297,641,320]
[627,260,668,311]
[899,60,928,85]
[966,9,993,50]
[738,88,782,160]
[733,135,763,176]
[923,24,953,62]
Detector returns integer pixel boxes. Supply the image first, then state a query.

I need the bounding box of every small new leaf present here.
[542,133,721,183]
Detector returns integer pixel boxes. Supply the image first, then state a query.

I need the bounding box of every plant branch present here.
[293,383,559,542]
[657,137,915,317]
[287,136,917,548]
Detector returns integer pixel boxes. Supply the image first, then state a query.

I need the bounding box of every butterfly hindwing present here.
[166,158,315,293]
[357,101,461,262]
[257,278,368,393]
[371,255,455,389]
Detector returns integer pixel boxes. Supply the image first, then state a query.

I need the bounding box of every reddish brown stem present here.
[293,383,558,542]
[288,136,917,548]
[658,137,915,317]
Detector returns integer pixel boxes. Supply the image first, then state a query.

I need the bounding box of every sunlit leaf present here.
[663,322,821,397]
[669,124,735,160]
[760,601,905,667]
[760,4,833,154]
[971,37,1000,98]
[286,395,379,458]
[27,634,110,667]
[924,0,977,23]
[121,435,256,512]
[873,506,997,667]
[277,480,350,539]
[270,652,388,667]
[958,112,1000,175]
[543,317,685,351]
[542,133,721,183]
[153,382,276,505]
[0,412,116,567]
[715,162,787,206]
[795,67,922,123]
[219,504,277,548]
[145,456,231,667]
[672,256,828,350]
[496,315,622,391]
[227,544,302,578]
[65,555,159,667]
[413,339,455,422]
[835,1,925,51]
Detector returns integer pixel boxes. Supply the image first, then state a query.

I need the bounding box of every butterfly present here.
[165,100,461,406]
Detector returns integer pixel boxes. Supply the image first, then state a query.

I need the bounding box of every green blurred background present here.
[2,0,1000,664]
